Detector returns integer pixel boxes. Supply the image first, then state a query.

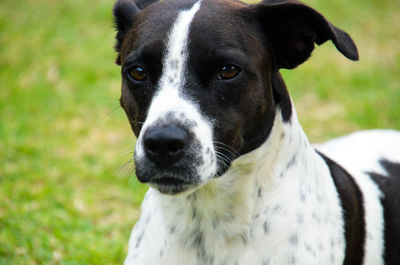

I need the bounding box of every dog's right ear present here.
[113,0,159,65]
[113,0,140,65]
[133,0,159,10]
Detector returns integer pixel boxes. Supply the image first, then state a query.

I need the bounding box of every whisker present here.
[117,158,136,177]
[188,165,199,182]
[130,120,145,125]
[213,141,239,155]
[215,152,231,174]
[215,150,233,165]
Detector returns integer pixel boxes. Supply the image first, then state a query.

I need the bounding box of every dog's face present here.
[114,0,358,194]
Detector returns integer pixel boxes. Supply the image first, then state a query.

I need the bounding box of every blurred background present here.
[0,0,399,264]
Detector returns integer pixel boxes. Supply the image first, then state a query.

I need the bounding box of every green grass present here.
[0,0,399,264]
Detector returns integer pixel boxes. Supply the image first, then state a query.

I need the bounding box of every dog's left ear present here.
[113,0,159,65]
[250,0,359,70]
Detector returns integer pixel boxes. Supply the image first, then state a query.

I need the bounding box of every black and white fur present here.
[113,0,400,264]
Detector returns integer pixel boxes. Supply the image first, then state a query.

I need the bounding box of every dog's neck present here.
[149,104,332,244]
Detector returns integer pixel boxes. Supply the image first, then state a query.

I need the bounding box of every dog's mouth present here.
[148,175,198,195]
[151,176,190,186]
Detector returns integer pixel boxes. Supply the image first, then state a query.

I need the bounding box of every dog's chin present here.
[149,180,197,195]
[136,170,201,195]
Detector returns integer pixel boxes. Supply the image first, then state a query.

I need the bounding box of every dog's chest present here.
[125,180,346,265]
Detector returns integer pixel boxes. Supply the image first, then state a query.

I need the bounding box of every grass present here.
[0,0,399,264]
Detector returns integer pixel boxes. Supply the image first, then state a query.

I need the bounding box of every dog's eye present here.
[128,66,148,82]
[219,65,240,80]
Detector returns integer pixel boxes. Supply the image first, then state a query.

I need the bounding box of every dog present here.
[113,0,400,264]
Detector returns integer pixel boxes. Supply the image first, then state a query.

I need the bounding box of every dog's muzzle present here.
[135,124,205,194]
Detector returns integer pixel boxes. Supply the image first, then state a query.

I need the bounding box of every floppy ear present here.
[134,0,159,10]
[113,0,159,65]
[113,0,140,65]
[251,0,359,70]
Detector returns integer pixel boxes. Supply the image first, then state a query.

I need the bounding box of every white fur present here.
[134,0,217,183]
[125,106,348,265]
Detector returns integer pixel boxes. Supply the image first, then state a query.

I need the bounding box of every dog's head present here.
[114,0,358,195]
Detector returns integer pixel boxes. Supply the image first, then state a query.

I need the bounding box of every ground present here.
[0,0,399,264]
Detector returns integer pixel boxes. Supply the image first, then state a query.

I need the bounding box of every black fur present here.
[251,0,359,70]
[134,0,159,10]
[318,152,366,265]
[113,0,140,64]
[369,159,400,265]
[271,72,292,122]
[113,0,165,65]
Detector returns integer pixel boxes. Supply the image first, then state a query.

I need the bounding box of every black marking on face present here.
[184,0,279,171]
[114,0,359,187]
[318,152,366,265]
[368,159,400,265]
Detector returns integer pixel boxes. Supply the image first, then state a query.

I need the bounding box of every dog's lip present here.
[149,176,198,195]
[150,176,193,186]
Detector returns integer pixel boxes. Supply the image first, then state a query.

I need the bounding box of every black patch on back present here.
[368,159,400,265]
[318,152,366,265]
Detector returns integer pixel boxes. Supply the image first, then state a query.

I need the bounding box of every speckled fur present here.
[125,108,351,265]
[118,1,400,264]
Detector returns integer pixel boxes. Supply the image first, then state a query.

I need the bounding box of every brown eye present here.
[219,65,240,80]
[128,66,147,82]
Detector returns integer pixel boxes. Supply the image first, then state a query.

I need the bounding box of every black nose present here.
[143,126,189,166]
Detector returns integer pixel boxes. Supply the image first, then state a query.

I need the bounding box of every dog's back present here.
[318,130,400,265]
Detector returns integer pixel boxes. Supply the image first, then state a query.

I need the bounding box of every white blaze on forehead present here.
[136,1,216,181]
[143,0,202,127]
[159,0,202,91]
